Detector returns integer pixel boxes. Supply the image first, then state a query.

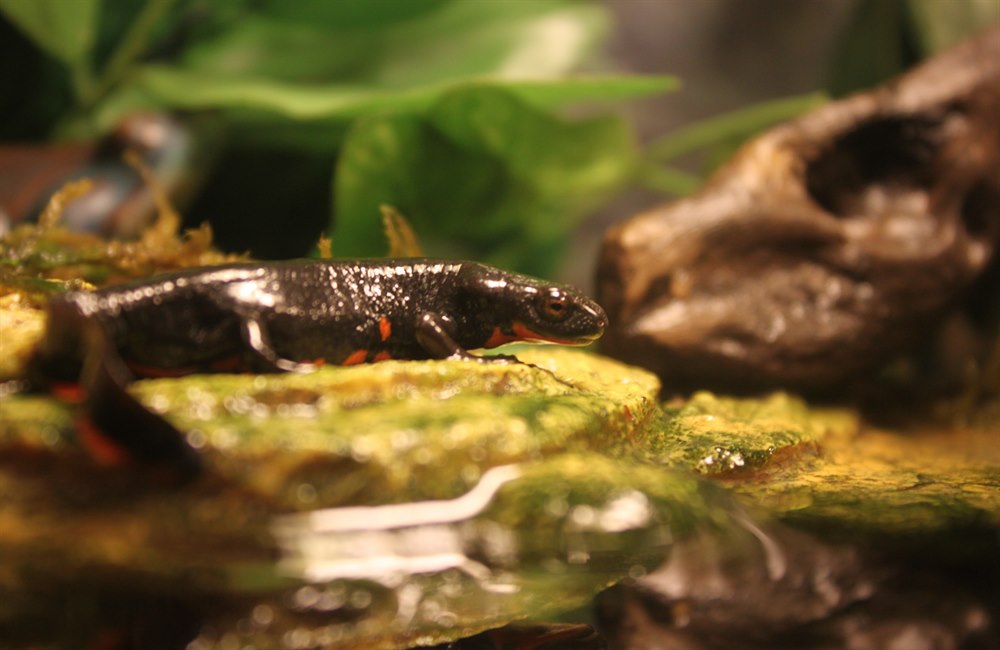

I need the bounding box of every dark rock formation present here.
[598,26,1000,396]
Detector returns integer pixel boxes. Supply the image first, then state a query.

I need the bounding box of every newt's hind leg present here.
[26,298,202,480]
[79,322,203,480]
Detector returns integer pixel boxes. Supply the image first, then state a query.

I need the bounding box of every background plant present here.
[1,0,995,275]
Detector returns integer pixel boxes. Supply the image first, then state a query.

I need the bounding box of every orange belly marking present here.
[342,349,368,365]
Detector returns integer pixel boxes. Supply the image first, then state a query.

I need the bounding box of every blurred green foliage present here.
[644,0,997,192]
[1,0,995,274]
[827,0,998,95]
[639,92,829,195]
[0,0,674,274]
[335,85,637,268]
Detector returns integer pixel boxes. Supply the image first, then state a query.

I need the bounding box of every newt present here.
[27,259,607,479]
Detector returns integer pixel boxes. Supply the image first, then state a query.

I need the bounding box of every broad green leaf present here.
[178,17,374,83]
[136,67,673,117]
[0,0,100,65]
[83,66,673,143]
[430,87,632,213]
[503,75,678,108]
[177,0,607,88]
[331,111,502,259]
[77,0,673,141]
[332,86,636,276]
[363,0,607,87]
[258,0,452,29]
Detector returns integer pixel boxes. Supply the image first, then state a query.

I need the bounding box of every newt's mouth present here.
[512,322,604,346]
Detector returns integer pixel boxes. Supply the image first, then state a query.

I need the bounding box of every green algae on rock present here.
[1,349,752,649]
[647,391,857,475]
[0,203,691,650]
[172,350,659,511]
[0,194,239,381]
[731,424,1000,542]
[2,347,660,508]
[0,294,47,379]
[645,391,1000,543]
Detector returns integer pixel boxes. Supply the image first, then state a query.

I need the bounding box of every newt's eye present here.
[538,290,570,322]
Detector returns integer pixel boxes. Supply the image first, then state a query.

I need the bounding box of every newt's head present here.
[459,263,608,349]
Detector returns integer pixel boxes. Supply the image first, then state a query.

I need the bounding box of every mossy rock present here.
[3,218,998,648]
[733,424,1000,542]
[1,347,660,506]
[647,391,855,475]
[647,392,1000,544]
[2,347,725,648]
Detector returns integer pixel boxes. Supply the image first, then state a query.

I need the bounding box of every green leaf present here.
[258,0,452,29]
[138,67,673,118]
[83,66,673,144]
[78,0,674,142]
[907,0,999,54]
[634,166,702,197]
[826,0,920,96]
[505,75,678,110]
[331,110,499,258]
[0,0,100,66]
[636,92,827,197]
[645,92,827,165]
[178,0,604,87]
[332,86,636,276]
[826,0,997,98]
[638,92,828,195]
[178,17,375,83]
[358,0,608,87]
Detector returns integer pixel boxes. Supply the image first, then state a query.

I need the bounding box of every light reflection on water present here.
[272,464,523,584]
[251,462,682,647]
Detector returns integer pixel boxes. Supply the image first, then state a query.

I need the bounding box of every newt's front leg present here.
[415,313,515,363]
[240,318,319,373]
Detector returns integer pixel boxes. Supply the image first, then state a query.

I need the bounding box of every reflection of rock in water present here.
[595,520,998,649]
[595,395,1000,649]
[598,25,1000,401]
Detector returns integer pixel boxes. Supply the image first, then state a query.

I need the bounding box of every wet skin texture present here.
[29,259,607,477]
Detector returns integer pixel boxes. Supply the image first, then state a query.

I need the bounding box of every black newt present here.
[28,259,607,478]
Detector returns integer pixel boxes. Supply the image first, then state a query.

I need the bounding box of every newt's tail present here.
[28,299,202,482]
[79,321,203,480]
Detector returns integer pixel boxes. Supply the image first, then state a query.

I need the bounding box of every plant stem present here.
[69,59,97,106]
[644,92,827,164]
[635,163,702,196]
[81,0,177,108]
